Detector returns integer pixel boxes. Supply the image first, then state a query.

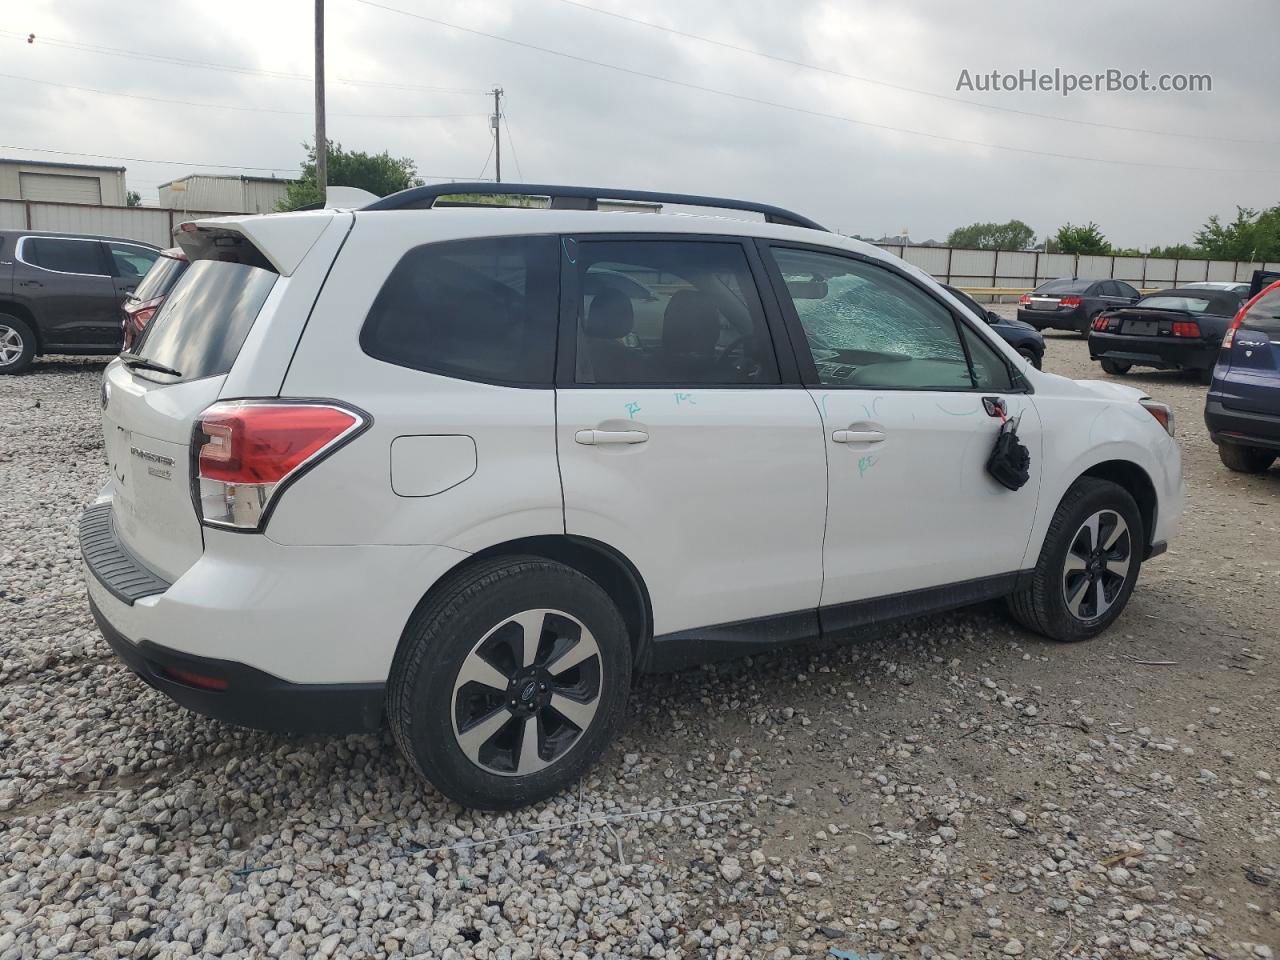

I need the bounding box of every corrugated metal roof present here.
[0,157,126,172]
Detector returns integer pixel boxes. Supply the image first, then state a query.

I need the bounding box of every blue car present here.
[1204,279,1280,473]
[943,284,1045,368]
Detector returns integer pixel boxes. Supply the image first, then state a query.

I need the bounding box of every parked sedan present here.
[1205,279,1280,473]
[1183,281,1251,296]
[121,248,188,352]
[1088,287,1246,382]
[0,229,160,373]
[943,284,1045,367]
[1017,278,1140,335]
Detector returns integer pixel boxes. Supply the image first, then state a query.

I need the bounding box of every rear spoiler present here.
[174,211,337,276]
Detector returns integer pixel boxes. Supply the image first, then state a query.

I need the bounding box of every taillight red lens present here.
[193,401,366,530]
[198,404,358,484]
[1059,296,1082,307]
[1018,293,1030,305]
[1172,321,1201,338]
[161,666,229,691]
[1092,315,1109,331]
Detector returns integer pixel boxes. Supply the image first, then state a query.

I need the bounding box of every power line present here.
[351,0,1279,175]
[476,138,495,180]
[0,71,486,120]
[549,0,1279,148]
[0,29,488,95]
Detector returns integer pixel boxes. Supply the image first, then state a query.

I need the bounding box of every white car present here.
[82,184,1183,809]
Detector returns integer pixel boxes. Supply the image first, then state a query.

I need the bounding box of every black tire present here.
[388,556,632,809]
[1100,358,1131,375]
[0,314,36,374]
[1017,346,1042,369]
[1195,366,1214,386]
[1218,443,1276,474]
[1007,478,1143,642]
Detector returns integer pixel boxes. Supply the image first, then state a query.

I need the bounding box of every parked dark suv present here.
[1017,278,1140,335]
[0,229,160,373]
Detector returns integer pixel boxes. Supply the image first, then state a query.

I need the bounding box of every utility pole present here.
[315,0,327,200]
[490,87,503,182]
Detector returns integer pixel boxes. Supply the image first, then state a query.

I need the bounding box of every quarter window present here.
[772,247,976,390]
[573,240,778,386]
[24,237,107,275]
[1242,289,1280,335]
[361,236,560,385]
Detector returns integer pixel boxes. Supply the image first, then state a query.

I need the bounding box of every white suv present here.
[82,184,1183,809]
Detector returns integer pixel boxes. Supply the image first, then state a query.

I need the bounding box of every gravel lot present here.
[2,324,1277,960]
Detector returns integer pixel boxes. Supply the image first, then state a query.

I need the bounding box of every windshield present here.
[134,259,276,381]
[133,255,187,302]
[1036,279,1091,294]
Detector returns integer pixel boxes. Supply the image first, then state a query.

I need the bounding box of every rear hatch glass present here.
[133,260,276,382]
[131,254,187,303]
[104,258,277,581]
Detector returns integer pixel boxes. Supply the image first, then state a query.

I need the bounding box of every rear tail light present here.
[1018,293,1030,305]
[1171,321,1201,338]
[192,400,369,530]
[1222,309,1245,348]
[1059,296,1082,307]
[1091,315,1109,331]
[160,666,229,691]
[1139,398,1175,437]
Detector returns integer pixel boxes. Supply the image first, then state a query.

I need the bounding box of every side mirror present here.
[986,310,1001,324]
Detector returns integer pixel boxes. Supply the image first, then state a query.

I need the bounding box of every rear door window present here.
[360,235,560,385]
[134,259,277,381]
[24,237,109,275]
[571,239,779,386]
[106,242,159,280]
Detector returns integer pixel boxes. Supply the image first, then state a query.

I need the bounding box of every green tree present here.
[945,219,1035,250]
[1194,205,1280,262]
[1146,243,1208,260]
[278,140,424,211]
[1051,222,1111,255]
[125,190,142,207]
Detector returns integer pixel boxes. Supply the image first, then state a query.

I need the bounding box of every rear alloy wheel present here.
[1100,358,1131,375]
[1218,443,1277,474]
[389,557,630,809]
[0,315,36,374]
[1007,478,1143,642]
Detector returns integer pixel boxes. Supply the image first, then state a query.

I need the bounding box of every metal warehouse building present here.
[0,158,127,206]
[158,174,292,214]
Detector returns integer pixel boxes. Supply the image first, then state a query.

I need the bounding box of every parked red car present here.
[121,248,188,352]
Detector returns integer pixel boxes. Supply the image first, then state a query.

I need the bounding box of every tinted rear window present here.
[133,255,187,302]
[1036,279,1090,294]
[1138,295,1214,313]
[134,260,276,381]
[360,235,560,385]
[1243,289,1280,335]
[25,237,108,275]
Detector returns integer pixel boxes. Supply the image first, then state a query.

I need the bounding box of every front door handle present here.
[575,429,649,445]
[832,429,885,444]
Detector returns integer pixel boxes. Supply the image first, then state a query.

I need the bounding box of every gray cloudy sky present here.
[3,0,1277,247]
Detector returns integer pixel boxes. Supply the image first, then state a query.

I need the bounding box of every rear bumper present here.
[89,595,384,734]
[1205,399,1280,451]
[1017,307,1084,331]
[81,498,469,731]
[1089,333,1216,371]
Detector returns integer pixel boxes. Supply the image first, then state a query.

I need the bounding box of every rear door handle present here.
[575,429,649,445]
[832,429,885,444]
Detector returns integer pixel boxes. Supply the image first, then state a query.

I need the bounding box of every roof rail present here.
[359,182,828,232]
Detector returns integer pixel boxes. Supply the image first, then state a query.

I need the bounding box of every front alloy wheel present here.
[1062,510,1131,621]
[452,608,603,776]
[0,325,23,366]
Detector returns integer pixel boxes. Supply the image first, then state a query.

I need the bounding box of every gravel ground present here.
[1,327,1277,960]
